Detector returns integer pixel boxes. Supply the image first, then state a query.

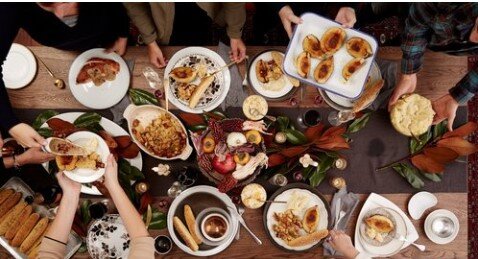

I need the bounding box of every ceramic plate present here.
[358,207,406,255]
[319,61,382,111]
[167,185,239,257]
[408,192,437,220]
[63,131,109,183]
[87,214,130,259]
[264,183,331,252]
[163,47,231,113]
[248,50,295,99]
[283,13,378,99]
[2,43,37,89]
[424,209,459,245]
[41,112,142,195]
[68,48,130,109]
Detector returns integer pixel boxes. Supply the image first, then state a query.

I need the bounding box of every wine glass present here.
[327,110,355,126]
[297,109,321,128]
[142,67,162,89]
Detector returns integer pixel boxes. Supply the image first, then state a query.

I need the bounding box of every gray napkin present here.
[323,187,360,256]
[369,59,398,111]
[109,59,135,124]
[217,42,248,109]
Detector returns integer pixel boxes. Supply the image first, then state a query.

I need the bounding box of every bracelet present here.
[12,155,21,170]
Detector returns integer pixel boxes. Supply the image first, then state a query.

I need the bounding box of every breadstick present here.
[0,192,22,219]
[11,213,40,247]
[0,189,14,206]
[184,205,202,245]
[0,201,27,235]
[5,205,33,240]
[287,229,329,247]
[20,217,49,253]
[26,223,50,255]
[27,244,39,259]
[173,216,199,251]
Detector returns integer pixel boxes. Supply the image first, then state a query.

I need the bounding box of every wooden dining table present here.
[3,45,469,258]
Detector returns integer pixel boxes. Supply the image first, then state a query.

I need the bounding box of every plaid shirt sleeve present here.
[449,67,478,104]
[400,4,433,74]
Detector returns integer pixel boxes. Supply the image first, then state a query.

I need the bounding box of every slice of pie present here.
[76,58,120,86]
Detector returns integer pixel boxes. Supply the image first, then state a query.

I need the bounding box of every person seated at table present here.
[38,154,154,258]
[389,3,478,131]
[0,133,54,171]
[327,230,371,259]
[124,2,246,68]
[0,3,130,148]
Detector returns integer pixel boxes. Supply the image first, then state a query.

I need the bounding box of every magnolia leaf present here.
[305,124,325,141]
[280,146,309,158]
[322,126,347,139]
[37,128,53,138]
[302,166,314,178]
[392,163,425,189]
[409,130,432,154]
[315,135,350,150]
[129,88,158,105]
[437,137,478,156]
[442,121,478,139]
[32,110,59,130]
[420,171,442,182]
[423,146,459,164]
[347,112,371,133]
[433,121,448,139]
[285,129,308,145]
[309,167,327,187]
[178,113,205,127]
[267,153,286,167]
[276,116,290,132]
[411,154,445,173]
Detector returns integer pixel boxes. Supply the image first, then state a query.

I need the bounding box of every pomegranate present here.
[212,154,236,175]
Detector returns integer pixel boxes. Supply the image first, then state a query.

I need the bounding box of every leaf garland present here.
[347,112,372,134]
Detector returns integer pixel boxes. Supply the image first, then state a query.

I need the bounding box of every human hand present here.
[106,37,128,56]
[56,171,81,198]
[335,7,357,28]
[327,230,359,259]
[147,41,167,68]
[432,94,459,131]
[388,73,418,111]
[278,5,303,38]
[9,123,46,148]
[103,154,119,190]
[17,147,55,166]
[229,38,246,63]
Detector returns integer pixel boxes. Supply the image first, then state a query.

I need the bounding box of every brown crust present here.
[0,192,22,219]
[11,213,40,247]
[5,205,33,240]
[19,217,49,253]
[286,229,329,247]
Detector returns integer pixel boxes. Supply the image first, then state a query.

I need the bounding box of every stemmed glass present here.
[327,110,355,126]
[167,166,199,198]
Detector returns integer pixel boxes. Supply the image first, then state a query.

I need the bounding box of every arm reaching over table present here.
[326,230,370,259]
[103,154,155,258]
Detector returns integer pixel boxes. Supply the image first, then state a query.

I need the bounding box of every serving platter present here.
[41,112,143,195]
[68,48,130,109]
[167,186,239,257]
[163,47,231,113]
[283,13,378,99]
[263,183,331,252]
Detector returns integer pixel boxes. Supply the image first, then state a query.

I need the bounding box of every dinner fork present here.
[235,205,245,240]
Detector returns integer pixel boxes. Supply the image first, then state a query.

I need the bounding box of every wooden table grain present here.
[4,46,469,258]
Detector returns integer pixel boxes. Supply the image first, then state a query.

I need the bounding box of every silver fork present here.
[235,205,245,240]
[242,55,250,91]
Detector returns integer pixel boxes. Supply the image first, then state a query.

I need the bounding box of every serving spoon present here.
[41,137,90,156]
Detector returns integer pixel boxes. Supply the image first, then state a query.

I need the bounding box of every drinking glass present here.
[327,110,355,126]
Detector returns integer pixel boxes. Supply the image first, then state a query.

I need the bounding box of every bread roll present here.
[287,229,329,247]
[20,217,49,253]
[11,213,40,247]
[5,205,33,240]
[0,192,22,219]
[0,189,14,206]
[184,205,202,245]
[0,201,27,235]
[173,216,199,252]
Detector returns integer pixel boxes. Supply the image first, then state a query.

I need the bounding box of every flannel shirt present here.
[401,3,478,104]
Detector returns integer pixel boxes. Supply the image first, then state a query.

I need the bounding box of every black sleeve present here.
[110,3,130,38]
[0,3,22,132]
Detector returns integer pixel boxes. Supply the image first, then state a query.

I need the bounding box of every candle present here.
[135,182,149,194]
[334,158,347,170]
[330,177,346,189]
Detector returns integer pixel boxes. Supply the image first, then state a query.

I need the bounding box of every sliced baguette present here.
[184,205,202,245]
[189,75,214,109]
[173,216,199,252]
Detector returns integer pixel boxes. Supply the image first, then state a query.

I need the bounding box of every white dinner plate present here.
[265,186,330,251]
[163,47,231,113]
[41,112,143,195]
[283,13,378,99]
[248,50,294,99]
[2,43,37,89]
[87,214,130,259]
[68,48,130,109]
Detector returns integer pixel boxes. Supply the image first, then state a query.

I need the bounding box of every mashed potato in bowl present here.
[390,94,435,137]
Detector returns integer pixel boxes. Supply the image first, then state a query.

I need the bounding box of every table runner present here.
[11,106,467,196]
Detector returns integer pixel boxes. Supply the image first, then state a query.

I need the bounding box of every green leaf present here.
[80,200,91,225]
[420,171,442,182]
[129,88,158,106]
[302,166,314,179]
[32,110,59,130]
[74,112,102,129]
[147,209,167,229]
[433,121,448,139]
[285,129,308,145]
[37,128,53,138]
[409,130,432,154]
[276,116,290,132]
[347,112,371,133]
[392,163,425,189]
[130,166,145,180]
[309,167,327,187]
[189,124,207,132]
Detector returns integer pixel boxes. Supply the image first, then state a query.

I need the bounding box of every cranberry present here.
[293,171,304,182]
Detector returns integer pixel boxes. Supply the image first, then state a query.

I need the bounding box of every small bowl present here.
[431,216,455,238]
[424,209,459,245]
[201,213,230,242]
[154,235,173,255]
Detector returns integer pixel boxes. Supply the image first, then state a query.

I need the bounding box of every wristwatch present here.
[12,155,21,171]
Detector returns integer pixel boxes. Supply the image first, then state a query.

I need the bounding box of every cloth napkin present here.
[217,41,248,109]
[369,59,398,111]
[109,59,135,124]
[323,187,360,256]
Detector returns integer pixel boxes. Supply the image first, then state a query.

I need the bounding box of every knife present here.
[227,205,262,245]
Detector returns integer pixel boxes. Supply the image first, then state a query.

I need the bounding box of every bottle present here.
[34,185,62,205]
